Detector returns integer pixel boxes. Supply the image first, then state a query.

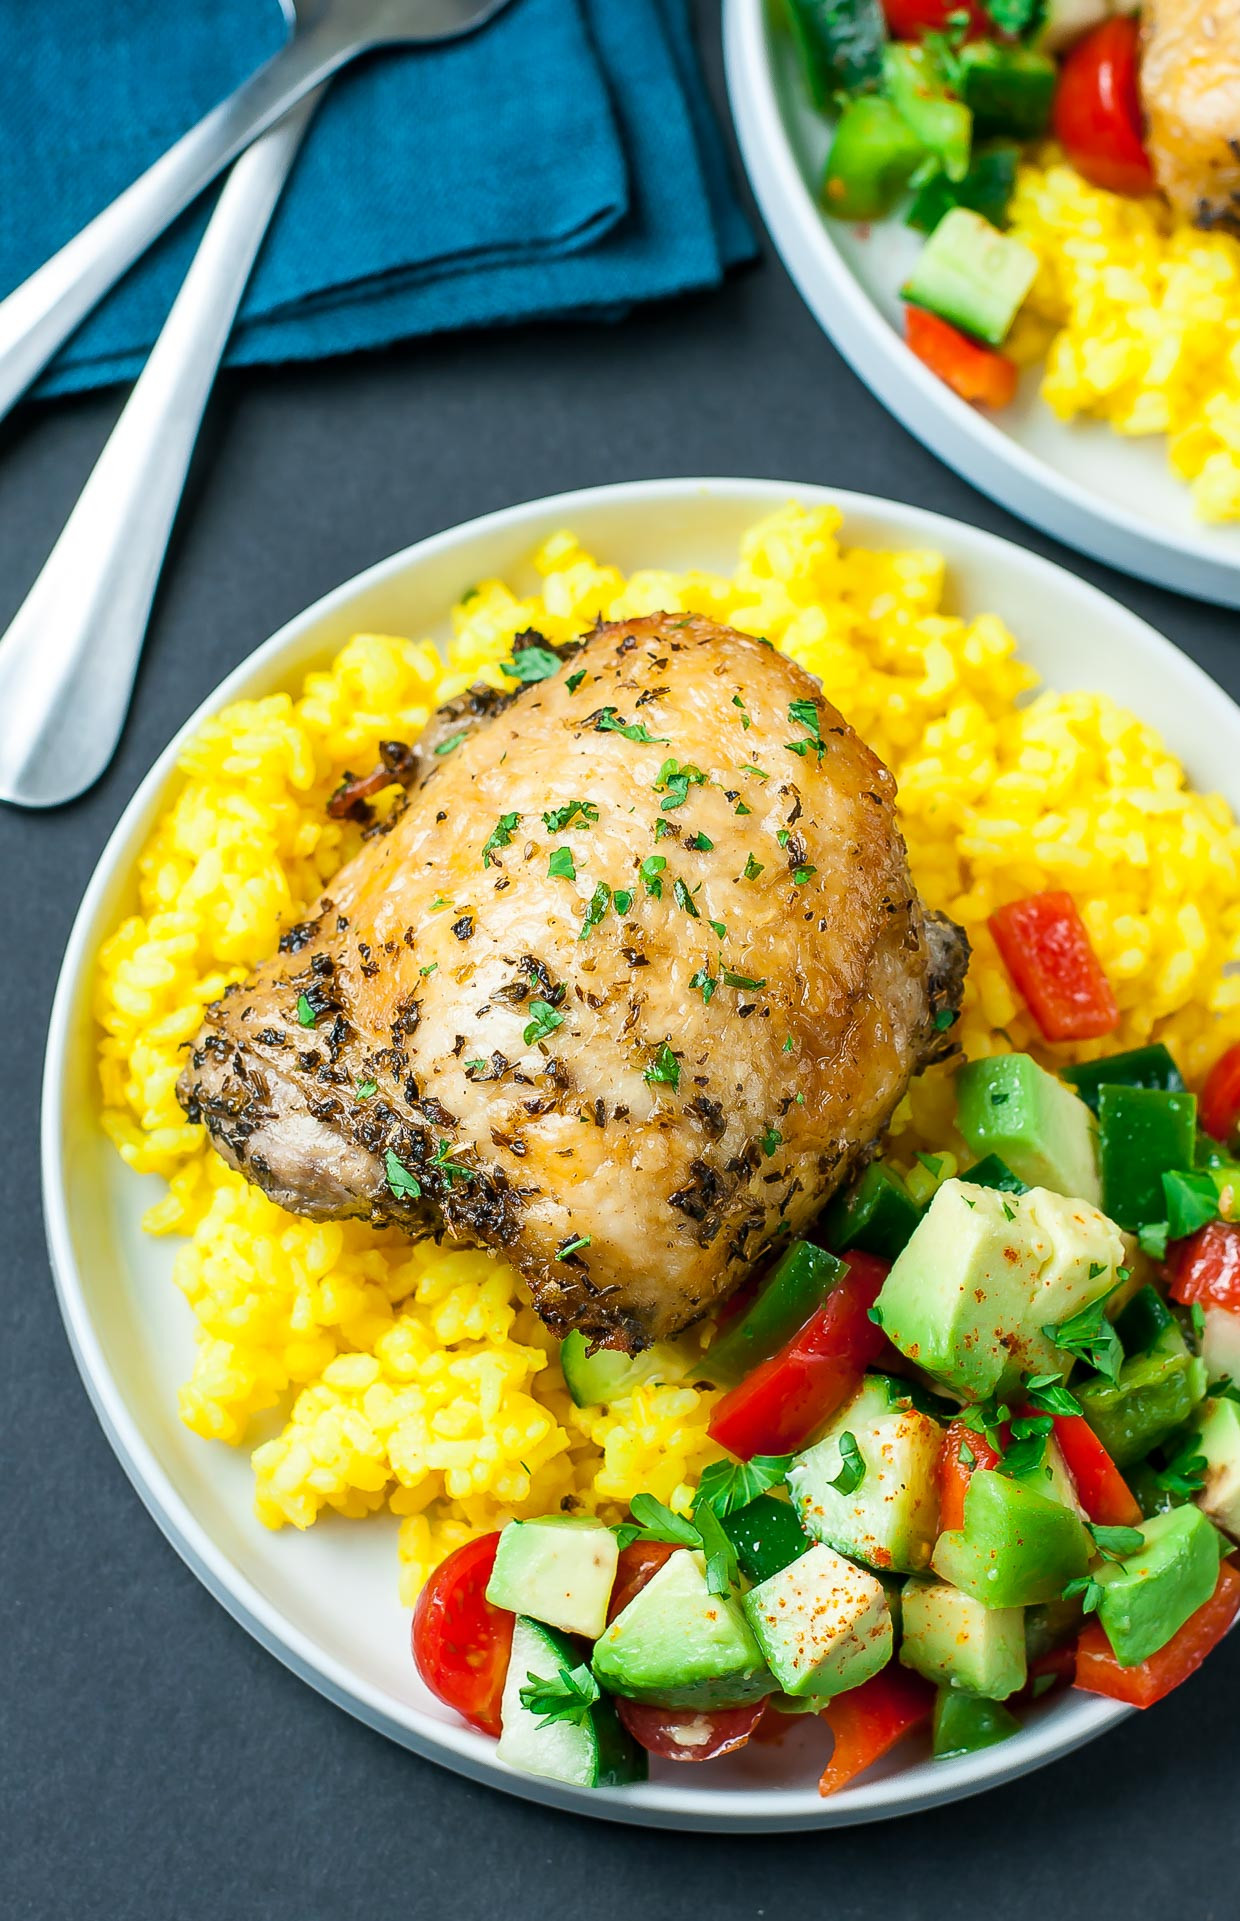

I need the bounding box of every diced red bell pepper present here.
[818,1667,936,1796]
[989,890,1120,1042]
[1074,1561,1240,1708]
[706,1252,891,1460]
[1200,1042,1240,1143]
[1168,1220,1240,1316]
[936,1418,1002,1534]
[905,306,1019,409]
[1050,1412,1143,1528]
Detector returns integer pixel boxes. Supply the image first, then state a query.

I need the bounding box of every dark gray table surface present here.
[4,15,1237,1919]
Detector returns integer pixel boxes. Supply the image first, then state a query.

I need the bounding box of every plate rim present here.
[721,0,1240,609]
[46,470,1223,1829]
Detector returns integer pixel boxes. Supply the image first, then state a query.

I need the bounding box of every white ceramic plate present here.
[45,476,1240,1830]
[723,0,1240,607]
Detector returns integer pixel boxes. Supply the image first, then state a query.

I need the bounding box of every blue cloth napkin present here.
[2,0,754,397]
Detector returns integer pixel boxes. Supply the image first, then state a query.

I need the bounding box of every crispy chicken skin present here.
[1142,0,1240,231]
[179,614,968,1351]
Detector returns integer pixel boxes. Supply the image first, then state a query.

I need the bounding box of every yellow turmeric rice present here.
[94,502,1240,1603]
[1008,151,1240,524]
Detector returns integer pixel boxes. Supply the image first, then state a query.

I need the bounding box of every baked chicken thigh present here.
[179,614,967,1351]
[1142,0,1240,231]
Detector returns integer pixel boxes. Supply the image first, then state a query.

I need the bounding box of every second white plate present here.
[723,0,1240,607]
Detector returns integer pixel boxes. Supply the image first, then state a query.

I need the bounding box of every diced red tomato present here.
[1168,1220,1240,1316]
[1200,1042,1240,1143]
[615,1698,766,1762]
[1052,17,1155,198]
[411,1531,513,1736]
[607,1540,678,1624]
[883,0,986,39]
[707,1252,891,1460]
[936,1418,1002,1534]
[818,1667,936,1796]
[1049,1413,1143,1527]
[1074,1562,1240,1708]
[904,307,1018,409]
[989,889,1120,1042]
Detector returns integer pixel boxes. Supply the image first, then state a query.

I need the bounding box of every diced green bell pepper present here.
[822,1161,923,1260]
[704,1241,844,1388]
[1098,1085,1198,1231]
[1024,1595,1085,1663]
[931,1470,1093,1607]
[1075,1323,1209,1467]
[1095,1506,1222,1666]
[960,1153,1028,1195]
[1061,1044,1186,1115]
[1126,1460,1185,1520]
[720,1495,811,1587]
[1114,1284,1176,1357]
[883,45,972,183]
[781,0,887,107]
[822,95,926,222]
[906,142,1019,235]
[932,1689,1021,1760]
[957,43,1057,139]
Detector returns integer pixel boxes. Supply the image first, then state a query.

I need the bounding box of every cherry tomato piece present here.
[607,1540,678,1624]
[1168,1220,1240,1315]
[1074,1562,1240,1707]
[616,1697,766,1762]
[1201,1042,1240,1143]
[936,1418,1002,1534]
[883,0,986,39]
[1052,18,1155,198]
[411,1531,513,1737]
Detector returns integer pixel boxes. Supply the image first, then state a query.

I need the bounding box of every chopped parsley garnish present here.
[783,1036,794,1053]
[785,697,825,760]
[1022,1373,1083,1418]
[523,1000,565,1046]
[1163,1169,1219,1240]
[433,730,467,757]
[547,847,576,881]
[694,1454,792,1519]
[356,1079,378,1100]
[594,707,668,744]
[690,967,717,1005]
[722,970,767,990]
[695,1501,741,1598]
[776,829,790,848]
[1062,1574,1105,1616]
[614,1493,700,1552]
[1210,1375,1240,1403]
[739,764,769,781]
[917,1152,943,1178]
[709,920,727,940]
[429,894,451,912]
[673,877,699,919]
[735,801,752,816]
[828,1431,865,1495]
[983,0,1041,37]
[654,758,707,811]
[1000,1413,1053,1478]
[686,831,714,852]
[420,962,438,978]
[501,645,561,683]
[431,1139,476,1186]
[518,1662,600,1730]
[614,889,634,915]
[761,1127,783,1157]
[556,1234,592,1261]
[578,882,612,940]
[640,854,666,899]
[792,864,817,886]
[742,853,764,881]
[732,694,751,731]
[644,1042,680,1091]
[933,1008,958,1031]
[1042,1289,1123,1384]
[1089,1523,1145,1562]
[542,799,599,833]
[566,669,586,694]
[295,992,317,1028]
[1138,1222,1170,1260]
[1155,1447,1208,1497]
[384,1150,421,1202]
[481,811,521,867]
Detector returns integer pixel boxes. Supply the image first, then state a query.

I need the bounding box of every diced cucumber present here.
[497,1617,646,1789]
[782,0,887,105]
[883,45,972,183]
[743,1542,893,1699]
[822,1161,923,1260]
[956,1053,1101,1204]
[787,1375,942,1573]
[720,1493,812,1585]
[486,1516,618,1639]
[591,1549,772,1709]
[560,1331,662,1409]
[958,43,1057,138]
[900,1579,1027,1699]
[902,209,1037,348]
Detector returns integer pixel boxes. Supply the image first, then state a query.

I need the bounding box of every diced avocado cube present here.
[1095,1506,1221,1666]
[1186,1395,1240,1541]
[1060,1044,1185,1115]
[932,1689,1021,1760]
[590,1549,772,1709]
[787,1375,942,1574]
[873,1179,1124,1401]
[496,1617,646,1789]
[956,1054,1101,1203]
[1076,1323,1208,1466]
[486,1516,618,1639]
[900,1578,1027,1699]
[720,1494,811,1586]
[1097,1085,1198,1231]
[932,1470,1093,1608]
[822,1161,923,1260]
[743,1542,893,1700]
[902,208,1038,347]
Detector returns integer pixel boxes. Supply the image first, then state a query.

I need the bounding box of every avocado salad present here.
[411,1042,1240,1794]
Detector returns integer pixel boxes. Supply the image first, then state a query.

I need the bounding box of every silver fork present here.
[0,0,512,424]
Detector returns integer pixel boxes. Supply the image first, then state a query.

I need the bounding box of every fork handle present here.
[0,96,321,809]
[0,19,352,423]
